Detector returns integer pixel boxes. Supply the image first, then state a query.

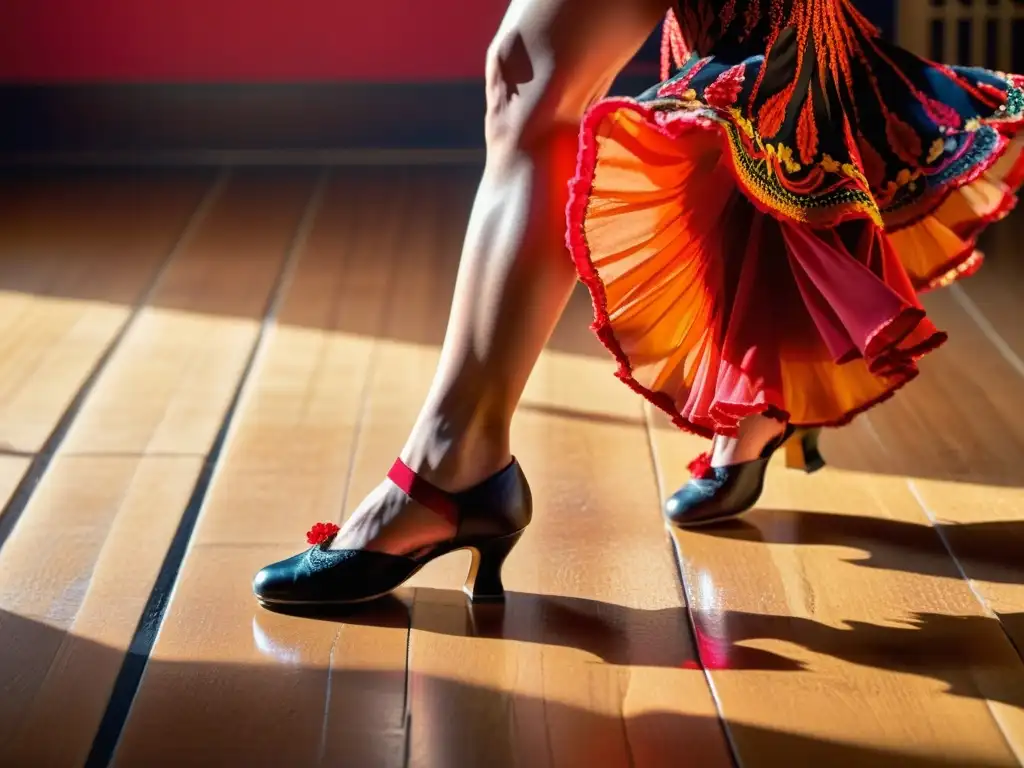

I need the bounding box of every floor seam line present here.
[0,169,230,554]
[81,168,329,768]
[643,407,741,768]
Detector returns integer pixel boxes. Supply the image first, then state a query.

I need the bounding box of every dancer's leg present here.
[335,0,674,553]
[711,415,788,466]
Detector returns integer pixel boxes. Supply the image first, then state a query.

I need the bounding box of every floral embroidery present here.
[841,163,869,189]
[715,115,880,226]
[660,82,699,102]
[757,87,793,140]
[651,1,1020,227]
[1004,85,1024,116]
[886,115,924,165]
[796,100,819,165]
[703,65,746,109]
[921,97,962,130]
[658,56,711,99]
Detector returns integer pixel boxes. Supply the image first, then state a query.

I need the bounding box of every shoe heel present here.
[463,531,523,603]
[784,428,826,474]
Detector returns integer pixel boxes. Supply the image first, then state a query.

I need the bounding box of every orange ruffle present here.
[567,99,952,438]
[887,135,1024,291]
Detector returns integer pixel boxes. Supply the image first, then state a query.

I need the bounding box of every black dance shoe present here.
[665,427,825,528]
[253,458,532,607]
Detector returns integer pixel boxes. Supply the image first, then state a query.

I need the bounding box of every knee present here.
[483,29,583,160]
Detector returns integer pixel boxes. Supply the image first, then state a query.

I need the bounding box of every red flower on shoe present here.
[687,452,716,480]
[306,522,340,546]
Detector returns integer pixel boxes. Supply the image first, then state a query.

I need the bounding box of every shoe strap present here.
[387,459,459,527]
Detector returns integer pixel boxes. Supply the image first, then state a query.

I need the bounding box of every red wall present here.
[0,0,505,82]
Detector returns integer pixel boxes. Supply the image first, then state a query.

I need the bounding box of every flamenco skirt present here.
[567,10,1024,438]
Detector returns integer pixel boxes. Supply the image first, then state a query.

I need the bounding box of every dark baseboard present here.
[0,75,656,161]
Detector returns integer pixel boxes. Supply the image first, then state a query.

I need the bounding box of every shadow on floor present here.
[268,588,1024,710]
[709,509,1024,587]
[0,606,1014,767]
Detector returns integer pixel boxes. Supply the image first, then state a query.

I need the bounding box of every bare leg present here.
[335,0,674,553]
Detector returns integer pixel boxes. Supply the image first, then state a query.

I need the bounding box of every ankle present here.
[712,415,787,466]
[401,415,512,491]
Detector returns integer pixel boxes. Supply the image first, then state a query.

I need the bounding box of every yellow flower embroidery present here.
[882,168,922,198]
[729,109,755,138]
[842,163,868,186]
[821,155,842,173]
[927,137,945,164]
[720,122,883,227]
[965,118,981,132]
[761,144,775,177]
[756,143,802,176]
[773,144,802,174]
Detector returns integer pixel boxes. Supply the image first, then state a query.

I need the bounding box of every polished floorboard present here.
[0,167,1021,767]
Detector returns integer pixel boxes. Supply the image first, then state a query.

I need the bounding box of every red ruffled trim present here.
[566,98,949,438]
[952,182,1021,241]
[994,115,1024,136]
[918,245,985,294]
[568,101,711,438]
[912,175,1019,292]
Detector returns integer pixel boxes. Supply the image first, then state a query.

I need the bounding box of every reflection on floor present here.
[0,167,1022,768]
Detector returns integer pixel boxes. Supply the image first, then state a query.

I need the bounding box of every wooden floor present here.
[0,166,1022,768]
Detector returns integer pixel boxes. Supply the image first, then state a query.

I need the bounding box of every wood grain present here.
[873,260,1024,759]
[61,170,313,456]
[1,168,1022,768]
[650,258,1024,766]
[0,171,314,767]
[653,422,1024,766]
[112,170,412,767]
[0,172,211,454]
[960,221,1024,365]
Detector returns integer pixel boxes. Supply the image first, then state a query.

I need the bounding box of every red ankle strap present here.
[387,459,459,527]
